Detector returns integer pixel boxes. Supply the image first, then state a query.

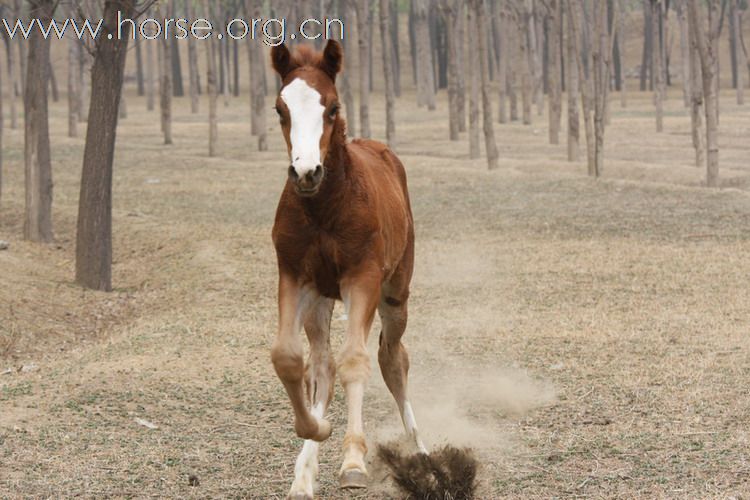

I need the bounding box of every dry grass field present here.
[1,79,750,499]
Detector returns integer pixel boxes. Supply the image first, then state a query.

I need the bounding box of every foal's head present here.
[271,41,344,197]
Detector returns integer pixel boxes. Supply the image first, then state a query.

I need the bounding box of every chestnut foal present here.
[269,40,426,498]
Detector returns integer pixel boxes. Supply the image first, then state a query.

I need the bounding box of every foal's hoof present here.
[287,494,313,500]
[339,468,368,489]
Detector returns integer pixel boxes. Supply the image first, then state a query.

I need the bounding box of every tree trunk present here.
[566,2,580,162]
[529,1,544,116]
[497,2,508,124]
[568,0,596,175]
[455,0,467,131]
[592,0,612,177]
[246,0,267,151]
[341,0,357,137]
[75,0,135,291]
[204,1,218,157]
[146,38,155,111]
[354,0,372,136]
[508,7,519,122]
[390,0,402,96]
[652,0,664,132]
[170,38,184,98]
[548,0,562,144]
[518,7,532,125]
[687,0,720,187]
[640,0,652,91]
[617,0,627,107]
[688,11,705,168]
[5,37,18,130]
[67,9,79,138]
[468,3,480,158]
[158,2,173,145]
[380,0,397,148]
[732,0,744,104]
[440,0,460,140]
[24,0,55,243]
[677,0,691,107]
[472,0,499,169]
[414,0,437,110]
[0,42,3,204]
[135,38,145,96]
[186,0,200,113]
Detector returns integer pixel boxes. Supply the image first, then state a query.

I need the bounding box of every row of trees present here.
[0,0,747,294]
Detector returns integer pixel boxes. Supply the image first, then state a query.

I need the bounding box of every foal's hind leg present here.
[378,291,428,454]
[289,297,336,500]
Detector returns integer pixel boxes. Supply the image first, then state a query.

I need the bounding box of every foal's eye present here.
[328,105,339,120]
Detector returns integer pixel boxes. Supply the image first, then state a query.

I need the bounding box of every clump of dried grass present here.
[377,443,478,500]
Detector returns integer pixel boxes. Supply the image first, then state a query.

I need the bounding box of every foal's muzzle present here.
[289,164,324,196]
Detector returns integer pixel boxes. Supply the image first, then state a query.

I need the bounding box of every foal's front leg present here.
[337,278,380,488]
[271,274,332,442]
[289,297,336,500]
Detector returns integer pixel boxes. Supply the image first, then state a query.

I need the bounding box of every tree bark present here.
[204,1,218,157]
[186,0,200,114]
[468,4,480,158]
[354,0,372,136]
[592,0,613,177]
[455,0,467,131]
[340,0,357,137]
[439,0,460,140]
[687,0,720,187]
[75,0,135,291]
[135,38,145,96]
[67,6,80,138]
[568,0,596,175]
[731,0,744,104]
[472,0,499,169]
[518,4,532,125]
[246,0,267,151]
[688,10,705,168]
[158,2,173,145]
[414,0,437,110]
[547,0,562,144]
[617,0,627,107]
[566,2,580,161]
[146,38,155,111]
[640,0,652,90]
[652,0,665,132]
[497,1,508,124]
[5,36,18,130]
[390,0,402,96]
[677,0,692,107]
[380,0,397,148]
[24,0,55,243]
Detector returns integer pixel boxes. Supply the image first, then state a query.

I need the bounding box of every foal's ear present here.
[270,43,297,79]
[319,40,343,82]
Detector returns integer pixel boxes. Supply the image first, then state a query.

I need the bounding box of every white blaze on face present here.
[280,78,325,178]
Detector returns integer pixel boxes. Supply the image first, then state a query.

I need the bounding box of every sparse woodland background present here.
[0,1,749,497]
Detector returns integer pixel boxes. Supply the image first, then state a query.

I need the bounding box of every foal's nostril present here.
[314,165,322,177]
[288,165,298,180]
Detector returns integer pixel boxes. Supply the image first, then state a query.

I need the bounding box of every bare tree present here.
[414,0,437,110]
[205,0,218,156]
[566,2,580,162]
[471,0,499,169]
[353,0,372,136]
[245,0,267,151]
[24,0,55,243]
[5,34,18,130]
[158,3,173,145]
[730,0,744,104]
[468,3,480,158]
[568,0,596,175]
[496,1,508,124]
[687,0,722,187]
[79,41,91,122]
[135,38,145,96]
[617,0,627,107]
[67,2,80,138]
[439,0,460,140]
[75,0,136,291]
[186,0,200,113]
[688,10,705,168]
[340,0,357,137]
[146,36,155,111]
[592,0,615,176]
[652,0,665,132]
[545,0,562,144]
[677,0,692,107]
[380,0,397,148]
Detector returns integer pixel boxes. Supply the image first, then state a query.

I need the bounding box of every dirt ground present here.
[1,79,750,499]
